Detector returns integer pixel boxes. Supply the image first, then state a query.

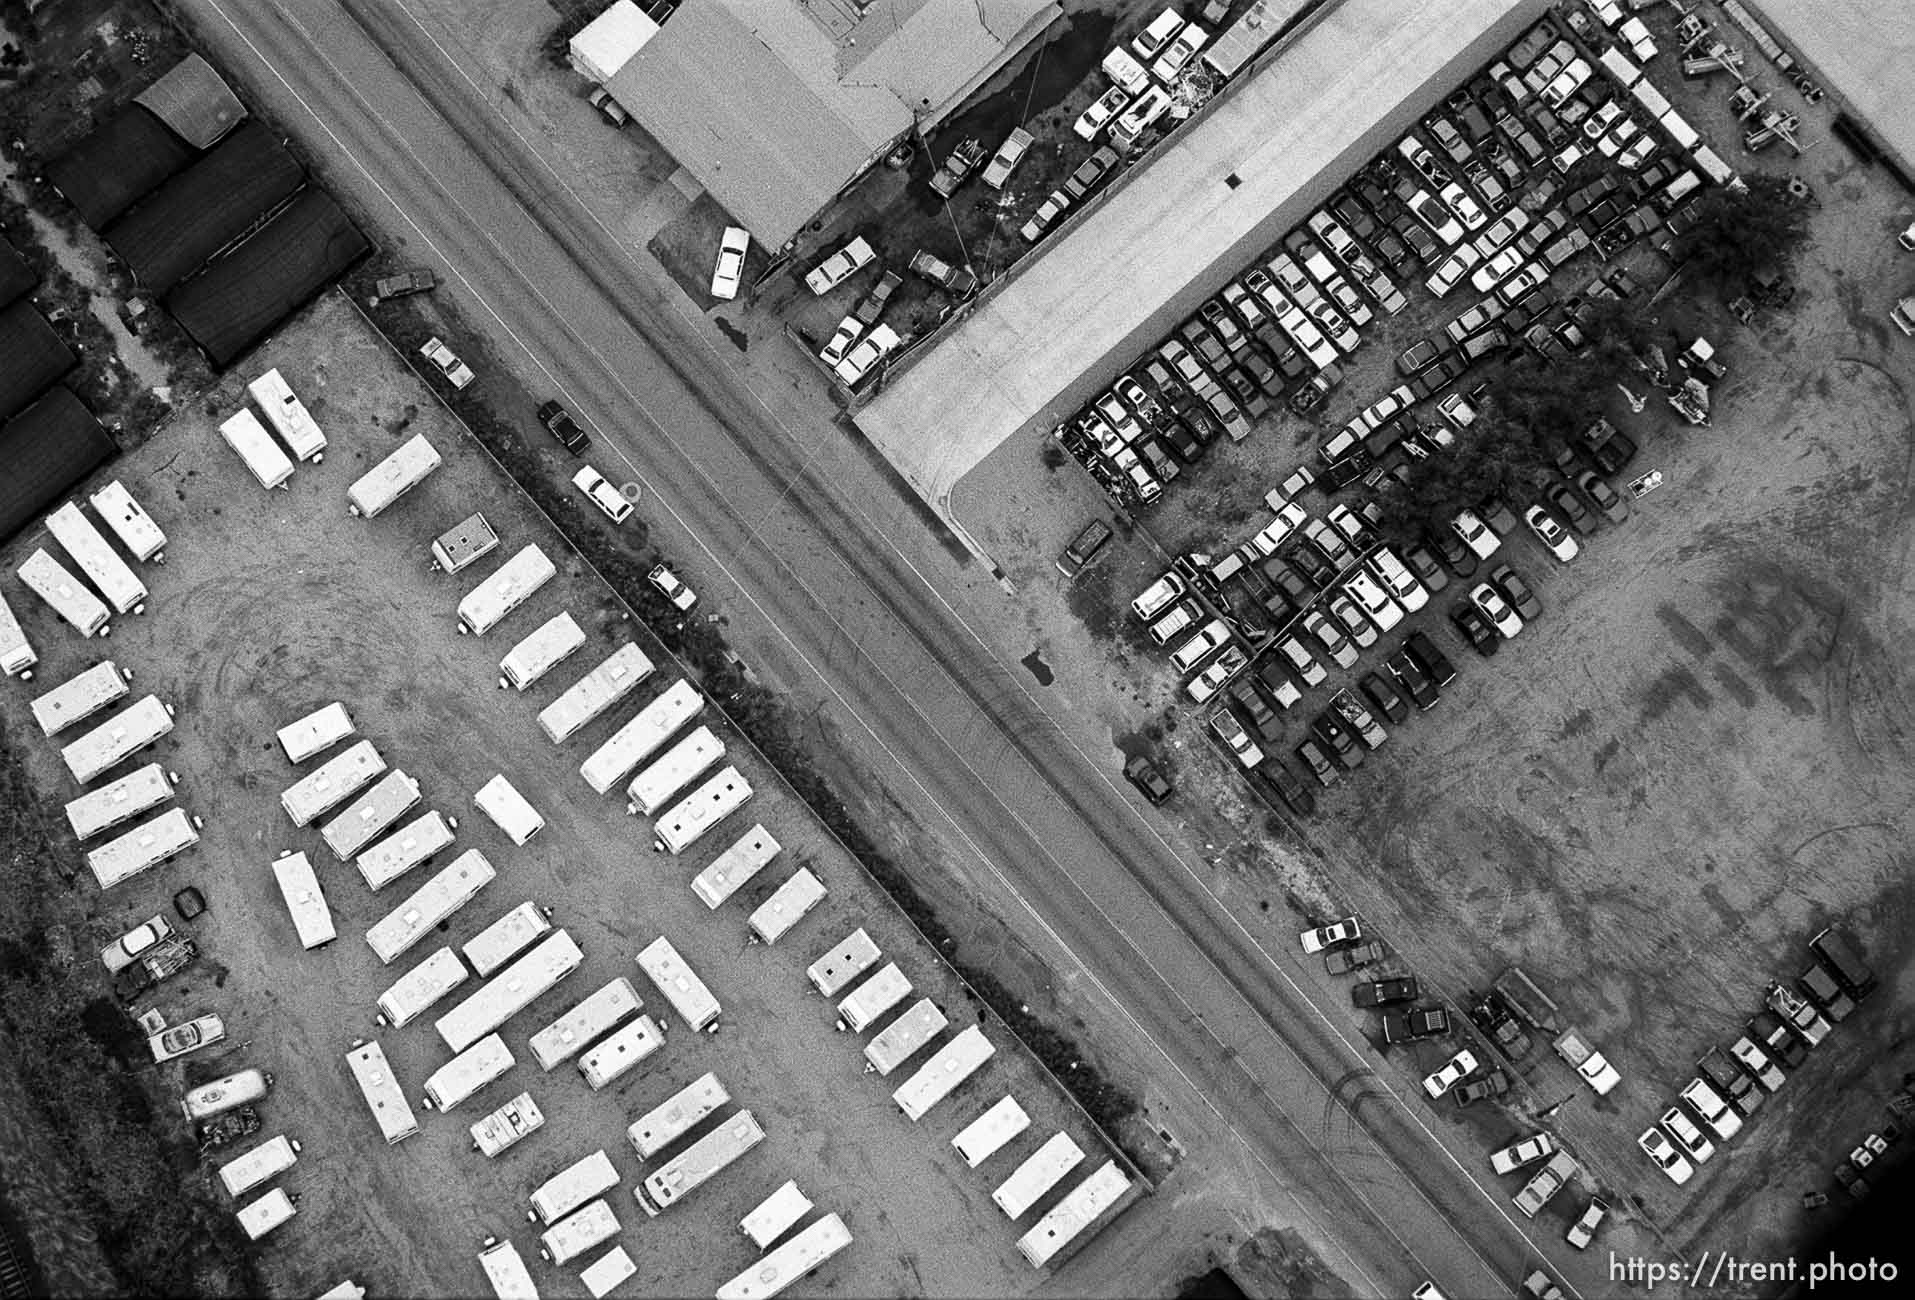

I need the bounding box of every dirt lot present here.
[944,0,1915,1276]
[0,293,1117,1298]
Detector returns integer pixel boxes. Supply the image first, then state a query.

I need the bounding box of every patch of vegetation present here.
[1675,174,1811,289]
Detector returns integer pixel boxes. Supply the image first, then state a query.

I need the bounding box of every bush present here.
[1674,174,1811,288]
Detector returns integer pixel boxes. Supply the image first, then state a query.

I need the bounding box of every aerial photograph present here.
[0,0,1910,1297]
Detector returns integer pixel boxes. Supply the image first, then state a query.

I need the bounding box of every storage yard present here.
[0,293,1129,1298]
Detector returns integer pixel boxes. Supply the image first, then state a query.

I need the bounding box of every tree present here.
[1674,174,1810,287]
[1372,414,1554,546]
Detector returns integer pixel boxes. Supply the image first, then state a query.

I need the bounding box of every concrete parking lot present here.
[0,293,1116,1298]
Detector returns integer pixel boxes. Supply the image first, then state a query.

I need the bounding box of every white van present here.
[1147,600,1197,647]
[474,774,544,845]
[1129,571,1186,621]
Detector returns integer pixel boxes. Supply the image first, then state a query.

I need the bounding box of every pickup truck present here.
[928,139,986,198]
[1764,982,1832,1048]
[1513,1151,1578,1217]
[1552,1029,1621,1095]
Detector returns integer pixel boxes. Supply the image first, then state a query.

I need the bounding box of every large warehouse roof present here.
[0,237,35,308]
[0,300,76,423]
[0,386,114,546]
[47,107,195,231]
[857,0,1543,517]
[604,0,1058,247]
[1740,0,1915,176]
[135,53,247,149]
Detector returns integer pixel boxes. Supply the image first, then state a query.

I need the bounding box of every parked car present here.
[1387,651,1439,710]
[1451,509,1501,560]
[928,137,987,196]
[1360,672,1410,723]
[1454,1069,1511,1106]
[833,323,902,387]
[1279,635,1328,686]
[370,269,436,303]
[1575,470,1628,524]
[648,563,698,612]
[1489,563,1542,622]
[1170,619,1233,674]
[818,316,864,369]
[151,1013,226,1063]
[419,337,475,389]
[1384,1006,1452,1043]
[1311,712,1363,768]
[1304,610,1359,669]
[1020,190,1071,243]
[1638,1125,1696,1185]
[1295,739,1340,787]
[1209,706,1264,767]
[1057,519,1113,578]
[1402,543,1449,595]
[1699,1046,1765,1117]
[981,128,1035,188]
[1565,1197,1608,1250]
[1679,1077,1744,1143]
[1062,145,1121,201]
[1353,977,1419,1008]
[1423,1049,1479,1099]
[1729,1034,1788,1092]
[1451,601,1500,656]
[1491,1132,1559,1176]
[1404,630,1456,686]
[1123,753,1174,804]
[1151,23,1209,82]
[1325,940,1386,975]
[908,250,978,296]
[1470,583,1524,638]
[709,226,750,300]
[572,465,633,524]
[1300,916,1362,953]
[1543,482,1596,535]
[585,84,629,127]
[805,236,876,295]
[1524,505,1579,562]
[101,915,177,973]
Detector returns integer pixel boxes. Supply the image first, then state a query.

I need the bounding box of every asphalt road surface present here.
[176,0,1599,1294]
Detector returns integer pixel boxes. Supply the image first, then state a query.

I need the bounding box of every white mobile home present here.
[236,1187,296,1240]
[86,806,199,890]
[32,660,131,736]
[626,1071,729,1161]
[366,849,496,964]
[528,1148,620,1225]
[217,1134,300,1198]
[529,977,642,1071]
[275,702,355,763]
[747,868,826,946]
[47,502,147,614]
[716,1214,851,1300]
[863,998,947,1076]
[462,900,552,977]
[539,1199,619,1266]
[321,770,423,862]
[345,1040,420,1144]
[806,928,880,997]
[654,766,751,855]
[354,808,454,890]
[992,1132,1084,1219]
[220,409,295,490]
[375,947,469,1029]
[457,544,555,635]
[739,1181,812,1251]
[500,613,585,691]
[0,590,36,678]
[347,434,442,518]
[635,936,720,1032]
[476,1239,538,1300]
[625,725,724,816]
[470,1090,544,1157]
[637,1110,764,1216]
[435,930,584,1054]
[837,963,911,1032]
[88,481,166,563]
[578,1013,664,1091]
[271,851,338,949]
[280,739,385,826]
[64,762,174,841]
[247,367,326,462]
[431,511,500,575]
[952,1096,1030,1168]
[473,774,544,845]
[578,678,700,791]
[579,1245,636,1300]
[1016,1161,1131,1268]
[690,824,781,910]
[20,548,110,638]
[422,1033,515,1112]
[537,642,653,743]
[60,695,173,784]
[894,1025,994,1122]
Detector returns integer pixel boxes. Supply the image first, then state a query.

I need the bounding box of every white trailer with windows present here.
[864,999,947,1076]
[217,1135,300,1198]
[322,771,423,862]
[464,901,552,977]
[1016,1161,1131,1268]
[579,679,701,792]
[376,948,469,1029]
[471,1091,544,1157]
[637,1110,764,1216]
[458,545,555,635]
[895,1026,995,1122]
[626,1071,729,1161]
[717,1213,852,1300]
[271,851,337,949]
[345,1040,419,1144]
[578,1013,664,1091]
[47,503,146,615]
[690,825,781,910]
[423,1033,515,1111]
[0,590,36,679]
[64,762,174,840]
[88,481,166,564]
[355,808,453,889]
[529,978,641,1071]
[432,511,500,575]
[473,775,543,845]
[952,1096,1030,1168]
[366,849,495,964]
[477,1238,539,1300]
[739,1181,812,1251]
[529,1149,619,1224]
[624,726,724,816]
[539,1200,619,1265]
[280,740,384,826]
[806,929,880,997]
[236,1187,296,1240]
[20,549,110,638]
[635,936,720,1032]
[655,767,751,854]
[748,869,825,946]
[500,613,585,691]
[579,1245,636,1300]
[220,409,295,490]
[436,930,584,1054]
[347,434,442,518]
[60,695,173,784]
[86,806,199,890]
[837,963,911,1032]
[276,702,355,763]
[32,661,132,736]
[992,1132,1083,1218]
[538,643,653,743]
[247,367,327,462]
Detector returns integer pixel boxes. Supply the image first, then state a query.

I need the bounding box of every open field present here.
[0,292,1116,1298]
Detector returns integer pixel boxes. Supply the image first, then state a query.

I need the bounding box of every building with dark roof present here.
[0,300,76,423]
[0,386,114,545]
[135,53,248,149]
[0,236,36,308]
[46,106,195,231]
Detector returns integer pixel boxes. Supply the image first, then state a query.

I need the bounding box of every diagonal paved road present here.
[177,0,1599,1293]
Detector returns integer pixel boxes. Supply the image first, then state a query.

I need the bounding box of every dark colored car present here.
[1311,713,1364,768]
[1386,650,1439,710]
[1396,338,1442,376]
[1285,541,1338,590]
[1360,672,1410,723]
[1229,680,1279,739]
[1489,563,1542,622]
[1453,1068,1511,1106]
[1404,630,1457,687]
[1257,761,1317,817]
[1382,1006,1452,1043]
[1295,739,1340,787]
[1478,495,1520,535]
[1697,1047,1765,1117]
[1426,527,1477,579]
[1354,976,1420,1008]
[1159,417,1206,464]
[1062,144,1121,200]
[1544,482,1596,535]
[1750,1010,1808,1068]
[1124,753,1174,804]
[1592,429,1638,475]
[1798,961,1857,1023]
[1402,542,1449,594]
[1056,519,1113,577]
[1180,317,1230,370]
[1326,939,1387,975]
[537,399,590,453]
[1451,601,1499,656]
[1265,558,1317,605]
[1575,470,1627,523]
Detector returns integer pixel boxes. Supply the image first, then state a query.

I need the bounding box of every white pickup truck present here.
[1552,1029,1621,1095]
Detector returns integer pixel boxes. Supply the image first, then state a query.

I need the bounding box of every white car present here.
[1407,190,1465,246]
[1132,8,1185,61]
[1250,502,1308,556]
[1151,23,1207,82]
[803,236,875,295]
[833,323,901,387]
[1473,208,1530,256]
[819,314,864,367]
[1423,1049,1479,1099]
[1187,645,1246,704]
[710,225,750,300]
[1542,58,1592,107]
[1638,1126,1695,1185]
[1470,582,1524,638]
[1582,100,1626,142]
[981,128,1034,189]
[1368,548,1428,612]
[1093,393,1143,444]
[1280,636,1326,687]
[1494,263,1549,306]
[1111,85,1172,147]
[1208,705,1264,767]
[1619,17,1658,60]
[572,465,633,524]
[1470,247,1524,294]
[1659,1107,1716,1164]
[1305,299,1359,354]
[1425,246,1482,298]
[1565,1197,1608,1250]
[1524,504,1579,562]
[1344,572,1403,632]
[1491,1132,1559,1175]
[647,563,698,612]
[1438,182,1486,230]
[101,914,176,973]
[1074,86,1131,141]
[1270,298,1340,369]
[1299,916,1361,953]
[419,337,475,389]
[1170,618,1231,673]
[1451,508,1500,559]
[1679,1078,1744,1143]
[1614,132,1658,170]
[150,1013,226,1063]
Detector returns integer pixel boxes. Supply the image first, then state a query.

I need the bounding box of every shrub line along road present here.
[180,0,1591,1293]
